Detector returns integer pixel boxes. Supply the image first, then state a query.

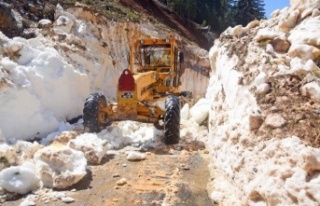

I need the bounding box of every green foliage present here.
[168,0,265,33]
[0,156,9,168]
[233,0,265,26]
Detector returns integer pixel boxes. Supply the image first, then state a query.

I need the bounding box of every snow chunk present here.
[300,82,320,101]
[278,10,299,31]
[99,126,132,150]
[54,15,74,34]
[256,83,270,95]
[34,143,87,189]
[0,141,42,170]
[288,43,320,60]
[20,195,37,206]
[289,17,320,46]
[290,57,308,79]
[305,59,320,77]
[61,196,75,203]
[68,133,108,164]
[253,72,267,86]
[126,151,146,161]
[99,122,163,150]
[189,98,210,125]
[0,162,39,194]
[38,19,52,29]
[181,103,190,120]
[14,141,43,165]
[254,28,283,42]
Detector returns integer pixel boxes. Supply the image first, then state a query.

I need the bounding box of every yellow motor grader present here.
[82,36,189,144]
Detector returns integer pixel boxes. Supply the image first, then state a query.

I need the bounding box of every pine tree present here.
[234,0,265,26]
[186,0,196,20]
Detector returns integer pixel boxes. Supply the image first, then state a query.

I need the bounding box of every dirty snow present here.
[206,0,320,205]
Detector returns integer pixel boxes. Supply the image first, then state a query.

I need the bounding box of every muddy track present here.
[3,144,214,206]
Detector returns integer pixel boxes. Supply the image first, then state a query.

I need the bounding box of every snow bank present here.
[0,34,90,141]
[205,0,320,204]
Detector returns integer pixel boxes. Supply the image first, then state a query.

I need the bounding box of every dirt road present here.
[3,142,213,206]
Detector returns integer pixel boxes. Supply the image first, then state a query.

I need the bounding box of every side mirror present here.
[179,52,184,63]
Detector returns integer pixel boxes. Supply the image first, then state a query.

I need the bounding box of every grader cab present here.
[82,37,187,144]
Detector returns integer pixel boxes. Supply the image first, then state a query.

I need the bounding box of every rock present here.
[180,164,190,170]
[113,174,121,178]
[43,3,56,20]
[34,143,87,189]
[302,150,320,174]
[0,2,24,38]
[249,113,264,131]
[270,39,290,53]
[0,144,16,170]
[126,151,146,161]
[265,114,287,128]
[116,178,127,186]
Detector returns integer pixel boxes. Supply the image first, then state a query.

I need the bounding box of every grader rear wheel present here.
[83,93,108,133]
[164,95,180,145]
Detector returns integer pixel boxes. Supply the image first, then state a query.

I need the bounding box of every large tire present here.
[164,95,180,145]
[83,93,107,133]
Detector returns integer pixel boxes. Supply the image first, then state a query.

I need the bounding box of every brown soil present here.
[2,144,214,206]
[120,0,212,50]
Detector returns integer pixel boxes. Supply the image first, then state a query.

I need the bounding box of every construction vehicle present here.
[82,36,188,145]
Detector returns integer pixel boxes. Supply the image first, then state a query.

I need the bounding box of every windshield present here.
[140,45,171,67]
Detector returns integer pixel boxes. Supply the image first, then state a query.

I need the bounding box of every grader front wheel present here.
[83,93,108,133]
[164,95,180,145]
